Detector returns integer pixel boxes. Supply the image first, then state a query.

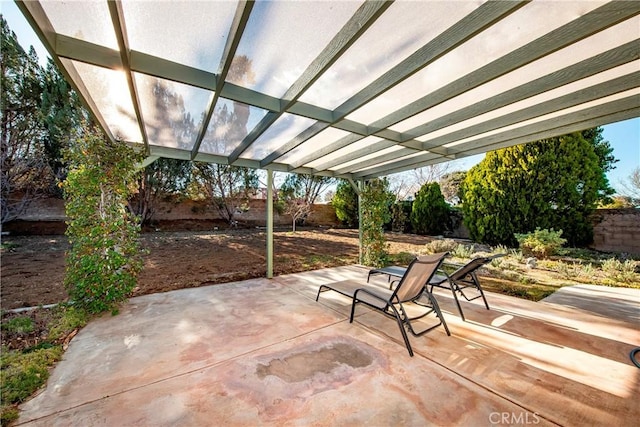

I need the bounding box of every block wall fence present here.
[4,198,638,255]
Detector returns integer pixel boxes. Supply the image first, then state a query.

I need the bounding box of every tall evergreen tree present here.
[40,58,85,194]
[410,182,449,235]
[461,129,616,246]
[1,17,47,223]
[332,179,359,228]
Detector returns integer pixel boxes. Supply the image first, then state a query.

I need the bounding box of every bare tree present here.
[284,198,312,232]
[280,173,334,204]
[388,163,452,201]
[129,158,192,224]
[618,167,640,207]
[192,163,258,226]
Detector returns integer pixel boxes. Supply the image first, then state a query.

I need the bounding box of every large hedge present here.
[460,129,615,246]
[410,182,449,235]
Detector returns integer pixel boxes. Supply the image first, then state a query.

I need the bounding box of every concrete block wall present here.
[6,197,340,232]
[591,208,640,255]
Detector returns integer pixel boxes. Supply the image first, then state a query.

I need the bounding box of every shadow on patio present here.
[17,266,639,426]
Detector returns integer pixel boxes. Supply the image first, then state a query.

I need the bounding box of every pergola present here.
[17,0,640,275]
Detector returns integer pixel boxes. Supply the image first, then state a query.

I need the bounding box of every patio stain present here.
[255,342,372,383]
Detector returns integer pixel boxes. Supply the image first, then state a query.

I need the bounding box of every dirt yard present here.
[1,228,436,311]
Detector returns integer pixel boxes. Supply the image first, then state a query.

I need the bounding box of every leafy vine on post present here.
[63,124,145,314]
[360,178,393,267]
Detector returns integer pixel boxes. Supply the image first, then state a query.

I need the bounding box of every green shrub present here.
[63,127,144,314]
[460,129,615,246]
[519,275,537,285]
[360,179,393,267]
[332,180,359,228]
[422,239,458,254]
[515,228,567,259]
[410,182,449,235]
[390,202,409,233]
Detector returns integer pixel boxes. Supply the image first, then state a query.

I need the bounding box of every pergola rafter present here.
[15,0,639,180]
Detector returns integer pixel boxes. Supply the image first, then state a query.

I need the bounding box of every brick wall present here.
[590,208,640,255]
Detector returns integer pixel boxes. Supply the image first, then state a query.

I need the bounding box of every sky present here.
[2,1,639,194]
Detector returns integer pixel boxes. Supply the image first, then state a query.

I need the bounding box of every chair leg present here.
[315,285,327,301]
[349,299,358,323]
[472,272,490,310]
[426,293,450,336]
[449,282,466,321]
[390,306,414,357]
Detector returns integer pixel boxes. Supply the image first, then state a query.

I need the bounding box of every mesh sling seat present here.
[316,253,450,357]
[428,254,506,321]
[367,253,505,321]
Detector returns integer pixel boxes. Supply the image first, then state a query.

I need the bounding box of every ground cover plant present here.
[0,305,88,425]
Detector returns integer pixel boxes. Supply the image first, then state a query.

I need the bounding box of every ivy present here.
[63,126,144,314]
[360,178,393,267]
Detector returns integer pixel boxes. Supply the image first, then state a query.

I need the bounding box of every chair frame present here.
[316,253,450,357]
[429,254,505,321]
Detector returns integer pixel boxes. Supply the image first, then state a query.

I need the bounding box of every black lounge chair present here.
[316,253,450,357]
[428,254,505,321]
[369,254,505,321]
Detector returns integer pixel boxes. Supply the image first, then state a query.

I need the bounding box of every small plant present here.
[579,262,594,279]
[0,305,90,424]
[490,257,504,268]
[388,251,417,266]
[0,242,18,252]
[555,261,579,280]
[515,228,567,259]
[48,305,89,341]
[519,275,537,285]
[1,345,63,424]
[451,244,475,259]
[1,316,35,335]
[601,258,639,283]
[492,245,510,255]
[423,239,458,254]
[509,249,524,263]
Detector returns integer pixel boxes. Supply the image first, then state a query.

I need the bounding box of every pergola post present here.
[266,169,274,279]
[346,178,364,264]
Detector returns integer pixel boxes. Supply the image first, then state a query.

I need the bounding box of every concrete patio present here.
[17,266,639,426]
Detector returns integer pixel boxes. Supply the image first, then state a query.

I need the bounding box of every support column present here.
[357,180,364,265]
[266,169,274,279]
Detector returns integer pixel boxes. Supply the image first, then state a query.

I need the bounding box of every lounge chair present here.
[368,254,505,321]
[316,253,450,357]
[429,254,505,321]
